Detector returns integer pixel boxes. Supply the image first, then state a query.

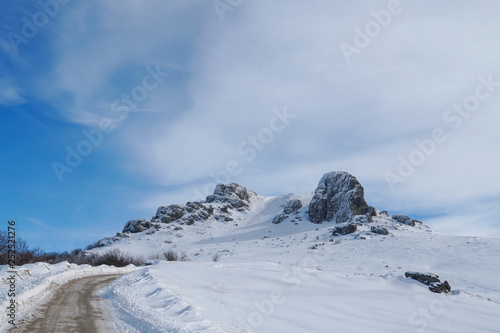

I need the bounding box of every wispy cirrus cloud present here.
[0,79,27,106]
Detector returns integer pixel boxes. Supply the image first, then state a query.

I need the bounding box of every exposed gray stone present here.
[367,206,377,217]
[309,171,369,223]
[206,183,253,209]
[272,213,288,224]
[122,219,153,233]
[371,226,389,235]
[283,199,303,214]
[332,223,357,235]
[405,271,451,294]
[154,204,185,224]
[392,214,422,226]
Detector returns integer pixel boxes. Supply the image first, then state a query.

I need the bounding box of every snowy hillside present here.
[81,171,500,332]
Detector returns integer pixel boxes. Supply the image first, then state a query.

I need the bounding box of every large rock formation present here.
[148,184,253,227]
[308,171,369,224]
[152,202,214,226]
[205,183,253,209]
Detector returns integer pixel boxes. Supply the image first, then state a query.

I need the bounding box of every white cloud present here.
[40,0,500,230]
[0,79,27,106]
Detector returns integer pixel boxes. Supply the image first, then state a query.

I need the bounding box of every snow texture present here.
[3,172,500,332]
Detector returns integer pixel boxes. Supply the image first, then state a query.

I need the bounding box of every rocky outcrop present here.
[309,171,369,223]
[392,215,422,226]
[371,226,389,235]
[151,202,215,225]
[284,199,302,214]
[152,205,185,224]
[122,219,153,233]
[272,199,303,224]
[332,223,357,236]
[272,213,288,224]
[405,271,451,293]
[206,183,253,209]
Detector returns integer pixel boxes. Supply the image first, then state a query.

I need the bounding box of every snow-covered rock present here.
[152,204,186,224]
[122,219,152,233]
[332,222,358,235]
[371,225,390,235]
[405,271,451,293]
[284,199,303,214]
[205,183,254,209]
[392,214,422,226]
[309,171,369,223]
[272,199,303,224]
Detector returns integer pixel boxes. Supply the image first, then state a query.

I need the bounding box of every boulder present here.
[332,223,357,236]
[367,206,377,217]
[122,219,153,233]
[309,171,369,223]
[371,226,389,235]
[392,215,422,226]
[405,271,451,294]
[272,213,288,224]
[206,183,253,209]
[283,199,303,214]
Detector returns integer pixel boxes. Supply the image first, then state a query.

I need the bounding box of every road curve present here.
[13,274,123,333]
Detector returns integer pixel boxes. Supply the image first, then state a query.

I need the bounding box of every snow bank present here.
[103,261,500,333]
[0,261,137,332]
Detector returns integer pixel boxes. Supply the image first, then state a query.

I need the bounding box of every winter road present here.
[12,274,123,333]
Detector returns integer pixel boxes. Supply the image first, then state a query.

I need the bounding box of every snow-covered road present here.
[12,274,123,333]
[0,262,136,333]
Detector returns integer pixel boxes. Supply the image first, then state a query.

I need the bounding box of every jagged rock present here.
[206,183,253,209]
[271,199,303,224]
[405,271,451,294]
[272,213,288,224]
[154,204,185,224]
[309,171,369,223]
[122,219,153,233]
[392,215,422,226]
[185,202,205,213]
[367,206,377,217]
[371,226,389,235]
[283,199,303,214]
[429,280,451,294]
[332,223,357,236]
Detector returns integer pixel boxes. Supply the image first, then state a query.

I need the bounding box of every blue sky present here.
[1,0,500,252]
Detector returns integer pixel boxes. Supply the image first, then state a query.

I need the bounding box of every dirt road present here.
[13,274,123,333]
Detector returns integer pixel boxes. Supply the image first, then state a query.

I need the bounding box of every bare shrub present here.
[91,249,143,267]
[163,250,178,261]
[212,252,220,262]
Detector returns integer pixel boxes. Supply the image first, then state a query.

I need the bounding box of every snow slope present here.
[88,190,500,332]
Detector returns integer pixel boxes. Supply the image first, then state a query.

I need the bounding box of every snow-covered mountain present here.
[87,171,430,260]
[82,171,500,332]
